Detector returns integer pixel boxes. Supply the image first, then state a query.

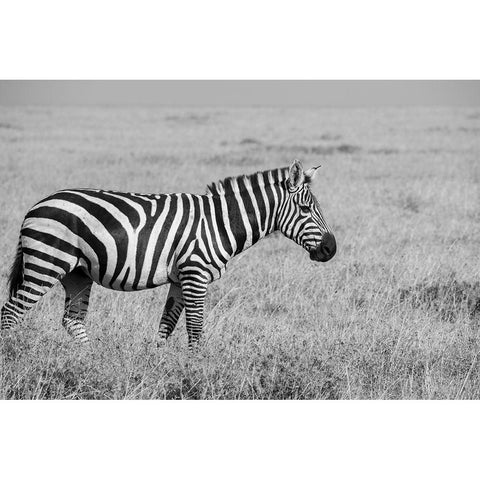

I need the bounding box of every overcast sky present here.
[0,81,479,107]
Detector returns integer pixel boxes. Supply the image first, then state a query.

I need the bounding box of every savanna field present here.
[0,106,479,399]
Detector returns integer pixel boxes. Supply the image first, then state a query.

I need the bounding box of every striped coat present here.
[1,160,336,349]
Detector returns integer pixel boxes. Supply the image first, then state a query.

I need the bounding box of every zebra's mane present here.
[206,167,290,196]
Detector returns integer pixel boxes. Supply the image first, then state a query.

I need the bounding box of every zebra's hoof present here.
[156,337,167,348]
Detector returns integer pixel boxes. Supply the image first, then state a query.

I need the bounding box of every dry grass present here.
[0,105,479,399]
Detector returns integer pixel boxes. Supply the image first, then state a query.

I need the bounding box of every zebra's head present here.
[278,159,336,262]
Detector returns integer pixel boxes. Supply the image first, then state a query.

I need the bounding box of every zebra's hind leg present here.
[0,300,23,331]
[60,268,93,344]
[1,256,69,332]
[158,283,184,344]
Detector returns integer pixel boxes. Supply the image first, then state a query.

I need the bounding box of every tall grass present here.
[0,106,479,399]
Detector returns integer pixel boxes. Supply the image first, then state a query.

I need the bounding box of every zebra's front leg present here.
[158,283,185,342]
[180,274,208,351]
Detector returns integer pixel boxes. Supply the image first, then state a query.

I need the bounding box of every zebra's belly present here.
[85,253,174,292]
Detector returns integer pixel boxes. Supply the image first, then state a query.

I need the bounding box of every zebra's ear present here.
[304,165,321,184]
[288,159,305,188]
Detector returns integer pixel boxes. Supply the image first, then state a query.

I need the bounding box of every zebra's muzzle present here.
[309,232,336,262]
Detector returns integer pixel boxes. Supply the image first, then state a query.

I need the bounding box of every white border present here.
[1,0,479,79]
[1,401,479,479]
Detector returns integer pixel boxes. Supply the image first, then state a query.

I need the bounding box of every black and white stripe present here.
[1,160,336,348]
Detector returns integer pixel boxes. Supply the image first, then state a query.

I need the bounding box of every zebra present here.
[0,159,336,349]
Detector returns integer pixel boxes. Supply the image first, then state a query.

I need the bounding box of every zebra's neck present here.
[207,167,289,257]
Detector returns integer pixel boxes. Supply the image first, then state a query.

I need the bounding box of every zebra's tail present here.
[8,237,23,297]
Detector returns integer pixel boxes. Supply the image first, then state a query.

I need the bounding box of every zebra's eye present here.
[300,204,310,213]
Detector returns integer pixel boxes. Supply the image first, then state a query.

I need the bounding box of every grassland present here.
[0,105,479,399]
